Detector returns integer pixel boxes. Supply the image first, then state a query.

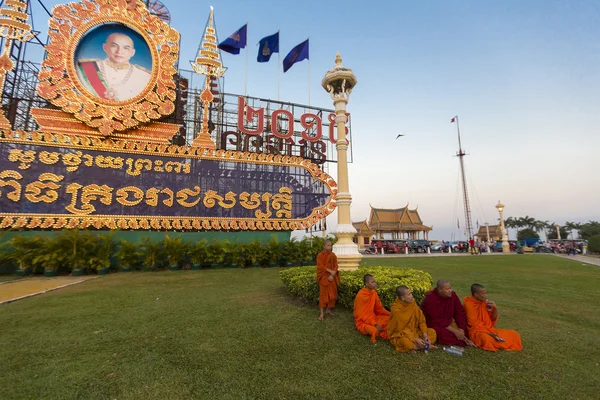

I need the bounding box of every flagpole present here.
[277,29,281,102]
[308,38,311,106]
[244,21,249,98]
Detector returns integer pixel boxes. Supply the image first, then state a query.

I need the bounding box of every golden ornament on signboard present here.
[36,0,180,136]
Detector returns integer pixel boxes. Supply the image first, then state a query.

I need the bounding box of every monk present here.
[421,280,475,347]
[387,285,437,352]
[316,240,340,321]
[353,274,390,343]
[464,284,523,352]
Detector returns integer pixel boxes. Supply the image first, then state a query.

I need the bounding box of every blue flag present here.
[283,39,309,73]
[218,23,247,55]
[257,32,279,63]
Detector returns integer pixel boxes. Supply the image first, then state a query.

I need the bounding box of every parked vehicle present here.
[519,238,543,247]
[371,239,405,254]
[408,240,430,253]
[431,243,444,252]
[491,240,518,252]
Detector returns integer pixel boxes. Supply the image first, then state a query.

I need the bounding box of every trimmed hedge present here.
[280,266,434,309]
[588,235,600,253]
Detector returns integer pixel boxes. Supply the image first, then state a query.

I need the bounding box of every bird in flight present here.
[396,134,405,139]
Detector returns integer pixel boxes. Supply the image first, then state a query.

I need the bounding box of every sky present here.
[25,0,600,240]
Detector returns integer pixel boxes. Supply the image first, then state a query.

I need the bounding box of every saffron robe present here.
[387,298,437,352]
[353,288,390,343]
[316,250,340,309]
[464,296,522,352]
[421,289,468,346]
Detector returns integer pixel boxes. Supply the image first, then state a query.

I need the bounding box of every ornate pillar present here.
[322,53,361,270]
[496,201,510,253]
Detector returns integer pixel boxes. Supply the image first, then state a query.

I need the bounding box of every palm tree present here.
[520,216,537,230]
[505,217,518,229]
[536,220,550,240]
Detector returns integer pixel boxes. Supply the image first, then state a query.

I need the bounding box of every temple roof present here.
[368,205,432,232]
[352,220,374,234]
[474,224,502,237]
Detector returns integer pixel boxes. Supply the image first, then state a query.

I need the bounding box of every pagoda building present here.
[352,220,375,251]
[474,224,502,242]
[364,205,432,240]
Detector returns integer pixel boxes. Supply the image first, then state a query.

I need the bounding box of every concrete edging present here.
[0,276,100,305]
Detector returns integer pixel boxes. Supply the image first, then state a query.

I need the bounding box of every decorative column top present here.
[321,52,357,101]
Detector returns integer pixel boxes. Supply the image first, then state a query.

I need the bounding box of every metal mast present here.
[453,116,473,241]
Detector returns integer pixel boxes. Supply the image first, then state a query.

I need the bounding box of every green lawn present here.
[1,255,599,399]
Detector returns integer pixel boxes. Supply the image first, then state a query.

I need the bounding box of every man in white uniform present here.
[77,32,151,101]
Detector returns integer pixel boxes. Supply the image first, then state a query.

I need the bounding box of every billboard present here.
[0,134,336,231]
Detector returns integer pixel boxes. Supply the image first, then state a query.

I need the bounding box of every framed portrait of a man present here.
[74,23,153,102]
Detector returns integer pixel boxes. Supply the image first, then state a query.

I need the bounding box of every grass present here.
[1,255,599,399]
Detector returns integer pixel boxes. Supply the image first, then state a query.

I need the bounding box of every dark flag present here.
[218,23,247,54]
[257,31,279,62]
[283,39,309,72]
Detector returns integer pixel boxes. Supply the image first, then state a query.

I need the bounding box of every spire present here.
[191,6,226,78]
[190,7,227,149]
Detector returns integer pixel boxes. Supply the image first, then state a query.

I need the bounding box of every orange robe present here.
[464,296,522,352]
[387,298,437,352]
[353,288,390,343]
[316,250,340,309]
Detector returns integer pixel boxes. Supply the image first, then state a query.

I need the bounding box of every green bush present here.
[280,266,433,309]
[588,235,600,253]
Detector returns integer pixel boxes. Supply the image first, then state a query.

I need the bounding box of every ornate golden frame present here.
[37,0,180,136]
[0,131,338,231]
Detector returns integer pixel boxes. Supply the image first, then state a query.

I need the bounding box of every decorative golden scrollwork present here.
[37,0,180,136]
[0,130,339,231]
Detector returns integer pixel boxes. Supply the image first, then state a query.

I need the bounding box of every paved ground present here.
[553,254,600,267]
[0,276,97,305]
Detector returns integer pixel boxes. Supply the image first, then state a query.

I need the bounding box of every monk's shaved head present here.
[471,283,485,295]
[436,280,450,289]
[436,279,453,298]
[363,274,375,286]
[396,285,410,297]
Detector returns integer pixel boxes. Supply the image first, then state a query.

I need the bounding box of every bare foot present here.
[429,345,439,350]
[326,310,335,316]
[317,314,324,321]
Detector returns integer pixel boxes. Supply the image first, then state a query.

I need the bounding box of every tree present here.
[520,216,537,230]
[579,221,600,240]
[505,217,519,229]
[547,226,569,240]
[517,228,539,241]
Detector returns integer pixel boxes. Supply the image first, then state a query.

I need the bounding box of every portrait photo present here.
[74,23,153,102]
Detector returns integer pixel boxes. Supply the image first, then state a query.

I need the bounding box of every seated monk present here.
[464,284,522,352]
[388,285,437,352]
[317,240,340,321]
[353,274,390,343]
[421,280,475,347]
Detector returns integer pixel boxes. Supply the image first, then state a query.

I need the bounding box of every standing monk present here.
[464,284,522,352]
[353,274,390,343]
[421,280,475,347]
[388,285,437,352]
[317,240,340,321]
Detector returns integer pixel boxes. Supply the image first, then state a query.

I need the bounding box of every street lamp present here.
[321,52,361,270]
[485,222,491,253]
[495,201,510,253]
